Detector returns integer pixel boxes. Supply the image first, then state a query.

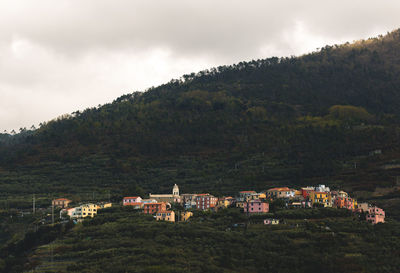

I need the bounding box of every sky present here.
[1,0,400,132]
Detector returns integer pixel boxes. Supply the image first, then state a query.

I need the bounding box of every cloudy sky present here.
[1,0,400,132]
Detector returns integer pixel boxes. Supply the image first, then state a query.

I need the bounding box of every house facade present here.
[366,206,385,224]
[156,210,175,222]
[334,196,357,210]
[143,202,167,214]
[195,194,218,210]
[243,199,269,214]
[52,198,72,208]
[301,187,315,199]
[181,194,198,209]
[238,191,257,201]
[309,192,332,207]
[217,197,235,208]
[69,203,98,219]
[123,197,142,206]
[266,187,295,199]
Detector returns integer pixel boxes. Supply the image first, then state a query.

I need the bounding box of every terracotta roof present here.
[157,210,173,213]
[54,198,71,201]
[144,202,164,206]
[127,202,143,206]
[267,187,291,192]
[123,196,140,199]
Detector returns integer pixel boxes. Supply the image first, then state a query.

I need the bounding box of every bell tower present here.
[173,184,179,196]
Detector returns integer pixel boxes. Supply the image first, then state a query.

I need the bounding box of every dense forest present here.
[1,30,400,197]
[1,29,400,272]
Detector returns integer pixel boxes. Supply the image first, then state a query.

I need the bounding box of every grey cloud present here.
[0,0,400,131]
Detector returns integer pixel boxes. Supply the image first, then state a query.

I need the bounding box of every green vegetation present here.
[11,207,400,273]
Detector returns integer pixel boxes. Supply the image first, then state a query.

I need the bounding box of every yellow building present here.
[251,193,266,200]
[97,202,112,210]
[309,192,332,207]
[71,203,98,219]
[236,201,245,208]
[218,196,235,208]
[218,199,230,208]
[180,211,193,222]
[156,210,175,222]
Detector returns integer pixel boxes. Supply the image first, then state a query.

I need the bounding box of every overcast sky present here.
[1,0,400,132]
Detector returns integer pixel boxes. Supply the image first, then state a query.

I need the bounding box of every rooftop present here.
[267,187,291,192]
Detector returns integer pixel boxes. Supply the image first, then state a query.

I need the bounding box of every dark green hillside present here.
[1,29,400,206]
[8,207,400,273]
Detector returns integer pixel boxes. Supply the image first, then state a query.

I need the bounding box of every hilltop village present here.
[54,184,385,225]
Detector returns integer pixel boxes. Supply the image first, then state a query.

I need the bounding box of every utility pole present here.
[33,194,36,214]
[245,197,250,233]
[52,202,54,225]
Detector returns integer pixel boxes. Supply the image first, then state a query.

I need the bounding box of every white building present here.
[315,185,330,192]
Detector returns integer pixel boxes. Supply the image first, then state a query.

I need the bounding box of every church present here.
[149,184,181,203]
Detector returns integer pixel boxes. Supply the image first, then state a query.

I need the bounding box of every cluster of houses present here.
[121,184,385,225]
[52,198,112,222]
[52,183,385,225]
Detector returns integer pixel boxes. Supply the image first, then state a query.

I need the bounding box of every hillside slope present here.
[0,30,400,211]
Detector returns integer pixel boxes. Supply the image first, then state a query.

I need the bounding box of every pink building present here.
[366,206,385,224]
[243,199,269,214]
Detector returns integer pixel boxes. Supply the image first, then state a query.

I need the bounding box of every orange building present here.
[334,196,357,210]
[143,202,167,214]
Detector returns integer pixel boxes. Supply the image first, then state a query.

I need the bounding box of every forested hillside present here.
[1,29,400,210]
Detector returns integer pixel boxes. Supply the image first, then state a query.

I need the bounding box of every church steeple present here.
[173,184,179,196]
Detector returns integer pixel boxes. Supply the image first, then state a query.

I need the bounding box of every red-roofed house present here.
[196,194,218,210]
[143,202,167,214]
[301,187,315,199]
[123,197,142,206]
[52,198,72,208]
[266,187,295,199]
